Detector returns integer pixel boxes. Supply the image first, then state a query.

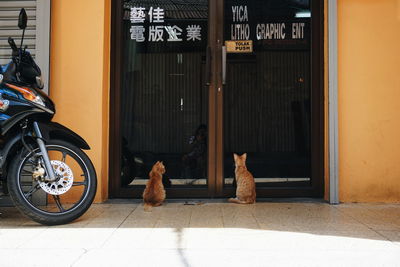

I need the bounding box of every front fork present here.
[32,122,56,182]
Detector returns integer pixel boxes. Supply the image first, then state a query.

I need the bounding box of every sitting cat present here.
[229,153,256,204]
[142,161,166,211]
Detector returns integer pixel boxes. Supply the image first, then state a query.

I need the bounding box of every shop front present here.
[45,0,400,203]
[109,0,324,198]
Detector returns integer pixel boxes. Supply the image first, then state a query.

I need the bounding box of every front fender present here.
[37,122,90,150]
[0,133,22,169]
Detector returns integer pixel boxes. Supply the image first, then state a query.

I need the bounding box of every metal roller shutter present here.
[0,0,50,206]
[0,1,36,206]
[0,1,37,65]
[0,0,50,93]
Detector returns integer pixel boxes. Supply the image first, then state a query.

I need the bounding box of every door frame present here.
[109,0,324,198]
[109,0,122,198]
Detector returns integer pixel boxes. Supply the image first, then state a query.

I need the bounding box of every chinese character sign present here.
[165,25,183,42]
[130,25,145,42]
[186,25,202,41]
[130,7,146,23]
[129,6,202,43]
[149,7,164,23]
[148,26,164,42]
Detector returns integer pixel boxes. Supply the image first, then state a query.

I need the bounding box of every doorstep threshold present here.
[105,198,326,204]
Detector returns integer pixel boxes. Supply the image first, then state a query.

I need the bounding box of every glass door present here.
[110,0,324,198]
[110,0,216,198]
[218,0,324,197]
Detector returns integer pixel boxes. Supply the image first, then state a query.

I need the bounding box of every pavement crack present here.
[333,205,396,245]
[252,212,262,229]
[99,205,138,248]
[70,248,89,267]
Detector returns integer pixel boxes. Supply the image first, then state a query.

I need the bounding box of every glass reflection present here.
[120,0,208,187]
[224,0,312,186]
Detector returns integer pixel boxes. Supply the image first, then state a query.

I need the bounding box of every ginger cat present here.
[229,153,256,204]
[143,161,166,211]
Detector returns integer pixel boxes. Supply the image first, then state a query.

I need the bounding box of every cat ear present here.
[242,153,247,161]
[233,153,238,161]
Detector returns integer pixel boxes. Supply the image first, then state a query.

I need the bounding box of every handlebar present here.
[8,37,18,52]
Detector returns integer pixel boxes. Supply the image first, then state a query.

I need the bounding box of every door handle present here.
[222,46,227,85]
[180,98,183,111]
[205,46,211,85]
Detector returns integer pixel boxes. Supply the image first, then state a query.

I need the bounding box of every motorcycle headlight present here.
[30,94,45,106]
[5,83,45,107]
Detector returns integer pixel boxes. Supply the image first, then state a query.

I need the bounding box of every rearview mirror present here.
[18,8,28,30]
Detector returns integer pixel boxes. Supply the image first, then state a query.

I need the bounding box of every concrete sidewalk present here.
[0,200,400,267]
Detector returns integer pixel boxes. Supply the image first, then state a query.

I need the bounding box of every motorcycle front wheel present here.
[8,139,97,225]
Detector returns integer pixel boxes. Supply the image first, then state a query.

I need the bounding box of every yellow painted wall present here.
[338,0,400,202]
[50,0,110,202]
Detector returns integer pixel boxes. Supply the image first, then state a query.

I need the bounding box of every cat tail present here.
[143,203,153,212]
[228,197,248,204]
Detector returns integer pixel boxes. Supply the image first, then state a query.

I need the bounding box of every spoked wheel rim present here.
[17,145,92,215]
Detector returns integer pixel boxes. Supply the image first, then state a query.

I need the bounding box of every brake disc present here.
[38,160,74,195]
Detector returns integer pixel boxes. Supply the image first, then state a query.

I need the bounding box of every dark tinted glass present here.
[223,0,312,186]
[120,0,209,188]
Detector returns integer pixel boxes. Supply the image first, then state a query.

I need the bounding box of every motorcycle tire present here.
[8,139,97,225]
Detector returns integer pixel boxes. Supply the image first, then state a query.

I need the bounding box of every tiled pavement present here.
[0,200,400,267]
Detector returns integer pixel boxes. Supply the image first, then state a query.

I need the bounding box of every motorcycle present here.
[0,9,97,225]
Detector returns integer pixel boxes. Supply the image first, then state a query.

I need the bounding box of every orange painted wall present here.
[49,0,400,203]
[50,0,110,202]
[338,0,400,202]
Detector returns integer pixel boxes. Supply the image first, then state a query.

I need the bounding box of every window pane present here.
[223,0,312,186]
[120,0,209,188]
